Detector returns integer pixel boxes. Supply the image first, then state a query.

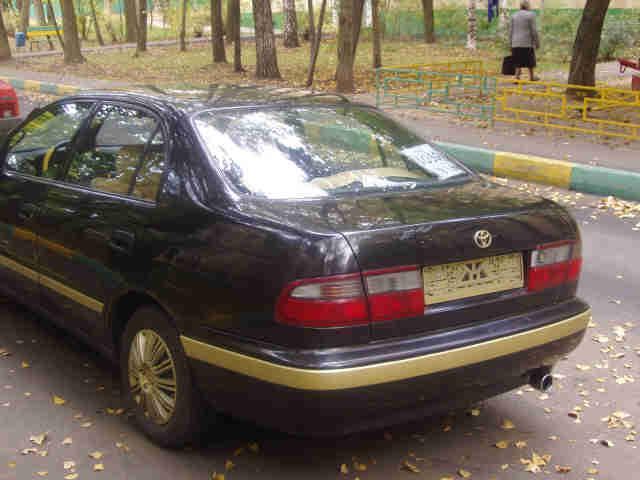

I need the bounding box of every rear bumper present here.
[182,299,590,435]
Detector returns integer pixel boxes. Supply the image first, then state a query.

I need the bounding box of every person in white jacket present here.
[510,0,540,81]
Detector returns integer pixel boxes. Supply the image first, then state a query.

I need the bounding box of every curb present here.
[2,74,639,202]
[434,141,640,202]
[0,75,85,96]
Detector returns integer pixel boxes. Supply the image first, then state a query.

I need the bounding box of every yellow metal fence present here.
[378,62,640,141]
[495,79,640,141]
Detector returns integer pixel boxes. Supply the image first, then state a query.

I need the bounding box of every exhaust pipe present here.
[529,368,553,392]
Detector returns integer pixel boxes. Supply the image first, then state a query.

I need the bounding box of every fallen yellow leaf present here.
[8,461,16,467]
[30,433,46,446]
[233,447,244,456]
[555,465,572,473]
[21,361,29,368]
[340,463,349,474]
[37,471,48,476]
[470,409,480,416]
[62,437,72,445]
[501,419,515,430]
[63,460,76,470]
[353,461,367,471]
[89,451,103,459]
[211,473,225,480]
[458,468,472,478]
[53,395,66,405]
[494,441,509,449]
[515,440,527,448]
[93,463,104,471]
[224,459,234,471]
[64,474,78,480]
[80,422,92,428]
[402,460,420,473]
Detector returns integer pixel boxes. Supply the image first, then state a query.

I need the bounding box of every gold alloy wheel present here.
[128,329,178,425]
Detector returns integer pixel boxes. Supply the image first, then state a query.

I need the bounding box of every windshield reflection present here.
[193,107,470,200]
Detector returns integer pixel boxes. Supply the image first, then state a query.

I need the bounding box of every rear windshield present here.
[193,106,471,200]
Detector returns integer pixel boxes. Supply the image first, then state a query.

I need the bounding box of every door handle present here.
[109,229,135,254]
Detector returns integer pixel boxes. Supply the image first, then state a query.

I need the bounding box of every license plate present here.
[422,252,524,305]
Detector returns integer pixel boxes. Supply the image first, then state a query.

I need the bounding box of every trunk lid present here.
[241,180,578,340]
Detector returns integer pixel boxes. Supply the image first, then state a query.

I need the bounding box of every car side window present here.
[5,102,93,178]
[65,103,166,201]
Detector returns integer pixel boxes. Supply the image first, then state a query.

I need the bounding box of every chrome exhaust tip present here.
[529,369,553,392]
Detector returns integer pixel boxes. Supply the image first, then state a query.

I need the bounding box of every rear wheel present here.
[120,306,203,447]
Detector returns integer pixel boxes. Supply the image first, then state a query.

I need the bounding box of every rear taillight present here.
[364,266,424,322]
[276,274,369,327]
[276,266,425,327]
[527,240,582,292]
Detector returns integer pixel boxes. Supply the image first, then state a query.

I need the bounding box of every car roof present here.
[69,84,352,115]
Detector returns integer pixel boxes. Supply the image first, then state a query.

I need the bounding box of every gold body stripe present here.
[0,253,39,282]
[0,253,103,313]
[181,309,590,391]
[494,152,573,189]
[39,275,103,313]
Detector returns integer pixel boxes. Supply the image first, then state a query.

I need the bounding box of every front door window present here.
[5,102,93,179]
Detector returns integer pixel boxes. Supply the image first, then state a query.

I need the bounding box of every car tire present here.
[120,305,203,447]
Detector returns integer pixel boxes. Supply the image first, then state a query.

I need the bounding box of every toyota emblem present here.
[473,230,492,248]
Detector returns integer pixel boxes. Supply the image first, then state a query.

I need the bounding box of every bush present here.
[598,21,634,62]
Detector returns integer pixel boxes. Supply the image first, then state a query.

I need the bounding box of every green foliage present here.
[598,17,635,62]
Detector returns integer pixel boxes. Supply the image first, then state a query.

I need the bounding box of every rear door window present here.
[63,103,167,201]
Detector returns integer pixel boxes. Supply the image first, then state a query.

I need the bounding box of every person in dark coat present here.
[509,0,540,81]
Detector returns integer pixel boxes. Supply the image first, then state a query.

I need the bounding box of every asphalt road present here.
[0,97,639,480]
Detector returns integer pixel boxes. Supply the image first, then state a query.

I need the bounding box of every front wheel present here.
[120,306,203,447]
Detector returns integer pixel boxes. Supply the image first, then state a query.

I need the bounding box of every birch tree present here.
[283,0,300,47]
[466,0,477,50]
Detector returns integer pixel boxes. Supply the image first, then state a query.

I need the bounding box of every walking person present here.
[510,0,540,81]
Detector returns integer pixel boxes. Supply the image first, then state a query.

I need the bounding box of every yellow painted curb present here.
[494,152,573,189]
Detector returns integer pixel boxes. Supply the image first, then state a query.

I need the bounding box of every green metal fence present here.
[376,67,497,121]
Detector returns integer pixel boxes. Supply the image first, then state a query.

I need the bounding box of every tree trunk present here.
[179,0,187,51]
[0,8,12,60]
[89,0,104,46]
[124,0,137,42]
[61,0,84,63]
[499,2,509,42]
[466,0,476,50]
[105,0,112,15]
[371,0,381,68]
[20,0,30,32]
[225,0,234,44]
[229,0,244,71]
[47,0,65,49]
[252,0,281,78]
[134,0,148,55]
[283,0,299,47]
[568,0,611,88]
[211,0,226,62]
[421,0,434,43]
[351,0,364,57]
[307,0,315,52]
[306,0,327,86]
[336,0,354,92]
[34,0,46,25]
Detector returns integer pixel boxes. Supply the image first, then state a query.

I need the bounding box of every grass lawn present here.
[8,36,531,92]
